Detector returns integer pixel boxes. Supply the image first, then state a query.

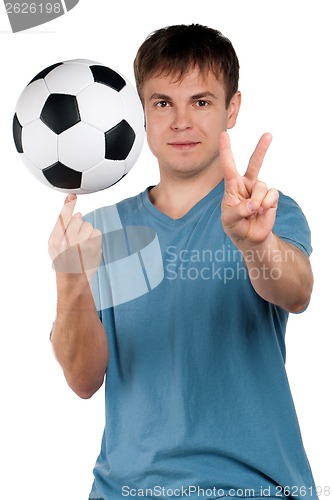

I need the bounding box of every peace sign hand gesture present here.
[220,131,279,250]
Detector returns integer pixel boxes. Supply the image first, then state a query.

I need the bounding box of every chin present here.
[165,163,204,178]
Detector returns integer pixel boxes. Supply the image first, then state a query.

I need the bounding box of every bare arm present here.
[220,132,313,313]
[240,233,313,312]
[51,273,109,399]
[49,195,108,399]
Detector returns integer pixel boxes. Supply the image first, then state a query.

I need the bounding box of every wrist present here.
[55,272,96,311]
[240,232,278,257]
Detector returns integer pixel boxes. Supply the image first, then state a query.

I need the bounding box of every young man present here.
[49,24,316,500]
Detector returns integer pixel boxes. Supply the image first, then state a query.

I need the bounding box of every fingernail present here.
[67,194,76,201]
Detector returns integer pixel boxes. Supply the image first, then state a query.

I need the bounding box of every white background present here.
[0,0,331,498]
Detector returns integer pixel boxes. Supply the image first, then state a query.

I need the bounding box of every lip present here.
[168,142,200,150]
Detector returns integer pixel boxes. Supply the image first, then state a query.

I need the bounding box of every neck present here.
[149,169,223,219]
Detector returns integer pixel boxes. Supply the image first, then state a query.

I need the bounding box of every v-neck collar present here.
[139,180,225,228]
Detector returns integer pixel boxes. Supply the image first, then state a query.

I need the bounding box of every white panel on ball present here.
[15,80,50,126]
[77,83,124,132]
[81,159,126,192]
[45,63,94,95]
[22,120,58,169]
[20,154,53,187]
[65,59,101,66]
[120,83,145,133]
[58,122,105,172]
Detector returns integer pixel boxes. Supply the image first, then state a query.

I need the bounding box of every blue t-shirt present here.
[84,180,317,500]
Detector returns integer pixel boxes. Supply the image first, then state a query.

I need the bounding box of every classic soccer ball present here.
[12,59,145,194]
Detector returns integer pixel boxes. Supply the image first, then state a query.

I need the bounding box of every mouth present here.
[168,141,200,150]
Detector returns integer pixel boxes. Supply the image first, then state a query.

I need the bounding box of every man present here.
[48,24,317,500]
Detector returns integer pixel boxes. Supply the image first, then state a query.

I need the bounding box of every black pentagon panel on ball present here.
[90,65,126,92]
[105,120,135,160]
[13,113,23,153]
[41,94,80,135]
[28,63,63,85]
[43,162,82,189]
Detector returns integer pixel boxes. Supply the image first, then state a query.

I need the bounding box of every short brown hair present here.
[133,24,240,108]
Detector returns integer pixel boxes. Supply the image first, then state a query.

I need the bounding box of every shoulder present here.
[275,191,309,227]
[276,191,303,210]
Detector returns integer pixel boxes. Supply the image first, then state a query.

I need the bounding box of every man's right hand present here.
[48,194,102,282]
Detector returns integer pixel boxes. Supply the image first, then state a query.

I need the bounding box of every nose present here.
[171,106,193,131]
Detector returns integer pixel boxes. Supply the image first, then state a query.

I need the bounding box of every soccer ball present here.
[12,59,145,194]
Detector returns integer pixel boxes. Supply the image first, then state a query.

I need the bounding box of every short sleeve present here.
[273,192,312,256]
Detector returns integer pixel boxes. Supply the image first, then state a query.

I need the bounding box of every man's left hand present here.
[220,131,279,250]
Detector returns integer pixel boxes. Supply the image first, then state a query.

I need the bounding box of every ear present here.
[227,91,241,129]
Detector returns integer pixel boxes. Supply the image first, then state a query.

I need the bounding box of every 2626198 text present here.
[5,3,62,14]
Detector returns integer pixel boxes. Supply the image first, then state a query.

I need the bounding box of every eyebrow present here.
[191,91,218,100]
[149,93,171,101]
[149,91,218,101]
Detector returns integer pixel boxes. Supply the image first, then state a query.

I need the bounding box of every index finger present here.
[220,131,239,184]
[244,133,272,182]
[51,194,77,240]
[59,193,78,231]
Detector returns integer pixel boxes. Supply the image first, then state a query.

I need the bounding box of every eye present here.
[196,100,209,107]
[155,101,170,108]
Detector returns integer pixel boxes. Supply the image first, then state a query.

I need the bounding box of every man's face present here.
[142,67,240,179]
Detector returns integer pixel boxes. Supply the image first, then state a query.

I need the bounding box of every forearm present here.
[51,273,109,399]
[240,232,313,313]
